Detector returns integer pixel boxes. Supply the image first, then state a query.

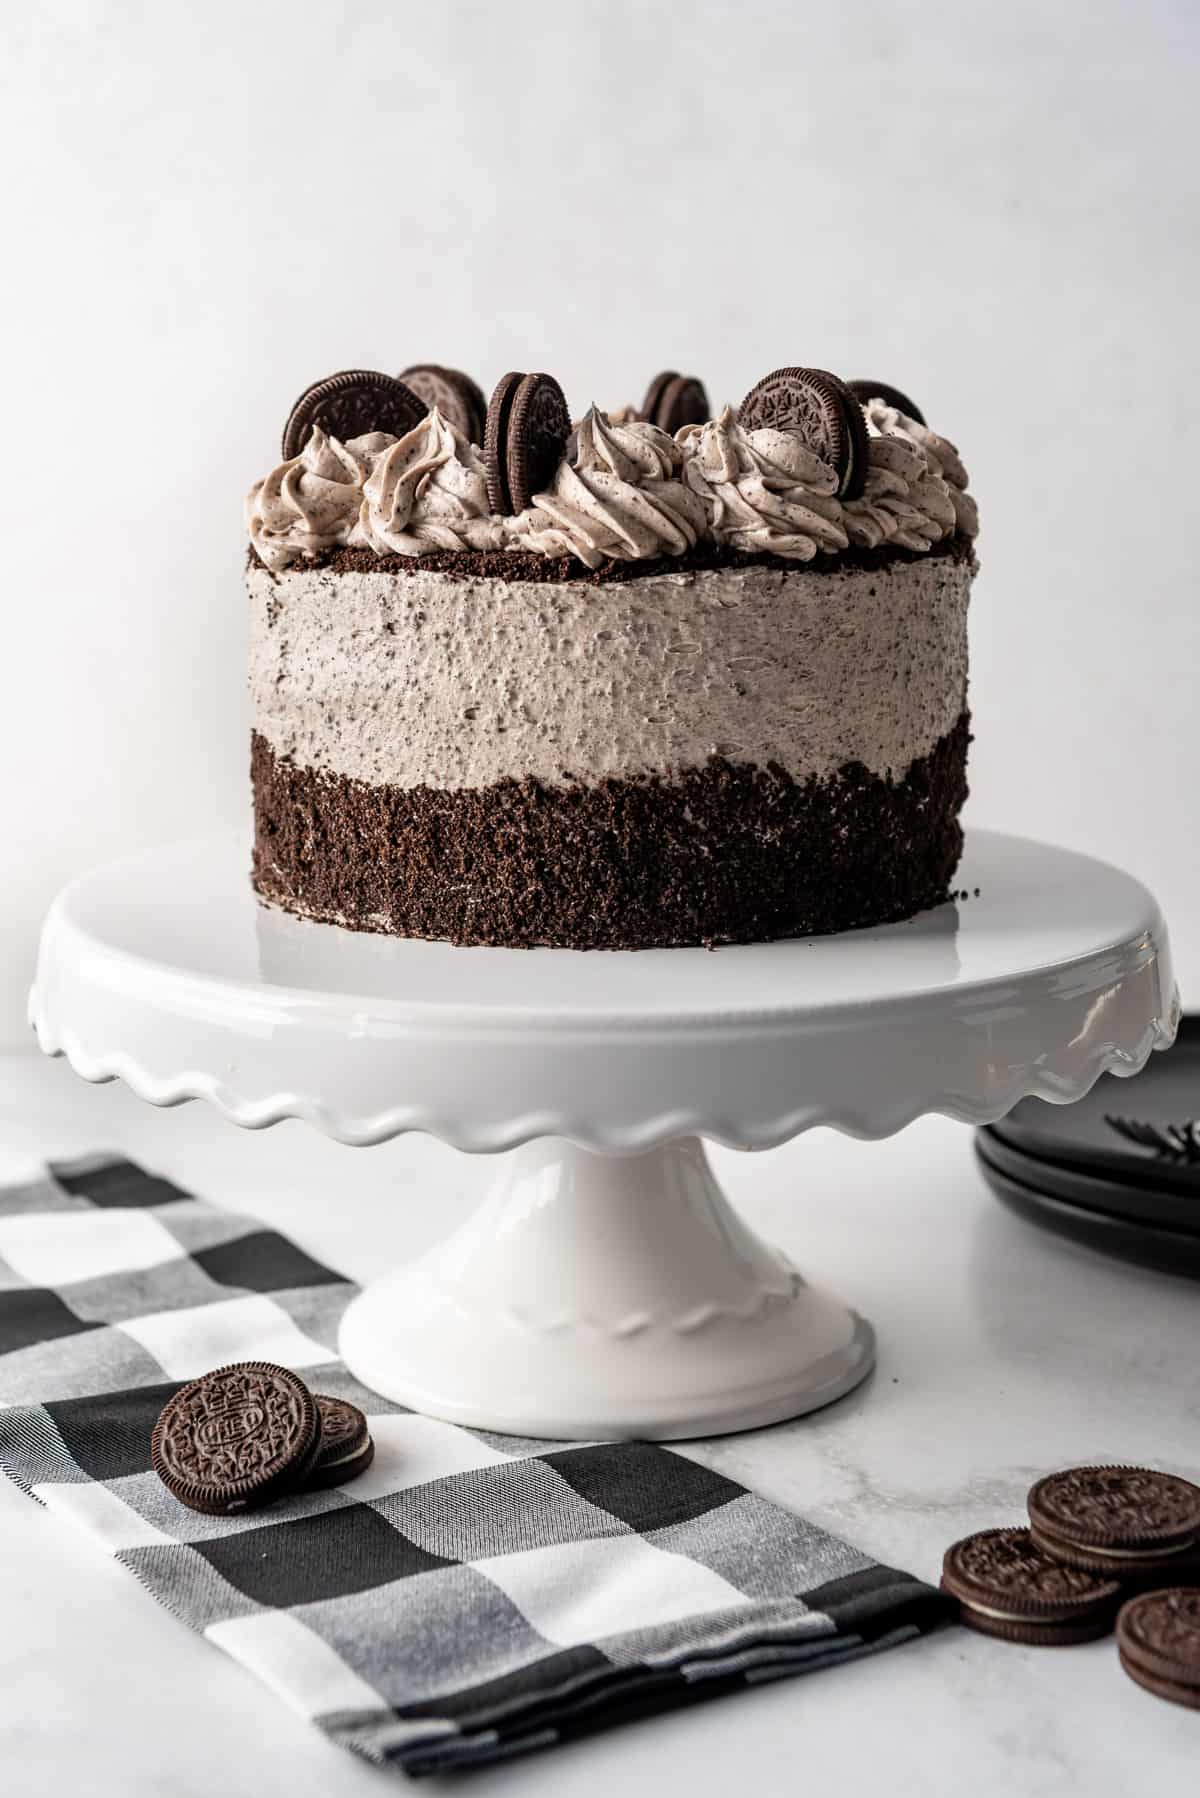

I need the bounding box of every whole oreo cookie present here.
[941,1527,1121,1645]
[282,370,426,460]
[847,379,927,426]
[640,370,710,433]
[737,367,869,500]
[485,371,570,516]
[152,1362,321,1516]
[306,1394,375,1491]
[1028,1466,1200,1577]
[399,364,487,445]
[639,370,678,425]
[1117,1587,1200,1694]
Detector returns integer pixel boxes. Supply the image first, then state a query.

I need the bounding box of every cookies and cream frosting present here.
[246,394,977,571]
[248,549,971,792]
[359,409,504,557]
[507,407,707,568]
[678,408,849,559]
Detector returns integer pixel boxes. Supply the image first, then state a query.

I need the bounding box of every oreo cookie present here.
[152,1362,321,1516]
[399,364,487,445]
[847,379,927,426]
[1118,1589,1200,1709]
[282,370,426,460]
[484,372,570,515]
[639,370,710,433]
[941,1527,1122,1646]
[1028,1466,1200,1580]
[306,1394,375,1491]
[639,370,679,426]
[737,367,869,500]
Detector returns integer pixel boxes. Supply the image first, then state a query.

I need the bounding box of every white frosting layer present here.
[248,553,973,792]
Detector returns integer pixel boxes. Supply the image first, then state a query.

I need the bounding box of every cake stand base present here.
[338,1136,873,1438]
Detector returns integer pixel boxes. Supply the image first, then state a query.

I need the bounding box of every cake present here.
[246,363,978,949]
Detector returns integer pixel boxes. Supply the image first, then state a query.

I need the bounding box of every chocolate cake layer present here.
[251,714,970,950]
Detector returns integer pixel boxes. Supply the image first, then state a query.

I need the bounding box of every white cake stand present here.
[29,830,1177,1440]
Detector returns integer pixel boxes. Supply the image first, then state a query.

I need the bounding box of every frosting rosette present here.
[507,407,706,568]
[679,407,848,559]
[842,433,959,552]
[863,399,978,540]
[246,427,388,571]
[360,408,506,555]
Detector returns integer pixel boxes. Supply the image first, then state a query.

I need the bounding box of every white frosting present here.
[248,553,973,792]
[507,407,707,568]
[359,408,505,555]
[245,416,506,569]
[842,433,958,552]
[245,427,388,571]
[863,398,979,540]
[246,401,978,571]
[679,407,849,558]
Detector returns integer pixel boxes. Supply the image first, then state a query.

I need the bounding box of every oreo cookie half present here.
[399,364,488,445]
[1117,1587,1200,1699]
[940,1527,1121,1646]
[485,371,570,516]
[282,370,426,460]
[847,379,927,426]
[738,367,869,500]
[152,1362,322,1516]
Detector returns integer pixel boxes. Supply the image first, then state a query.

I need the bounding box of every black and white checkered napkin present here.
[0,1155,946,1776]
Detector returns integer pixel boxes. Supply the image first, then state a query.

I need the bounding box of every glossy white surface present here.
[1,1051,1196,1797]
[27,830,1178,1437]
[29,830,1178,1149]
[338,1136,875,1436]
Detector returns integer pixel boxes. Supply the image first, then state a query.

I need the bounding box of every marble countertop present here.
[1,1048,1196,1795]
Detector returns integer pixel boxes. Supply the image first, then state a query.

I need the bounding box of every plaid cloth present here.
[0,1154,946,1776]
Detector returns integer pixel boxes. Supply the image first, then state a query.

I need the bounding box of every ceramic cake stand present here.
[29,831,1177,1440]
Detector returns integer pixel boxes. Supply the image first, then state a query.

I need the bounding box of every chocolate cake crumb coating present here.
[251,713,970,950]
[247,530,974,588]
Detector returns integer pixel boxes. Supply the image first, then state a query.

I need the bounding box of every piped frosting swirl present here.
[507,407,707,569]
[246,427,388,571]
[246,395,977,570]
[679,407,849,559]
[359,408,505,555]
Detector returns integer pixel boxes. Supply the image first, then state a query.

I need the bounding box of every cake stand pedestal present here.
[29,831,1177,1440]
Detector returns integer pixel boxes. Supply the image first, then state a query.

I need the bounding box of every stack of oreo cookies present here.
[151,1362,374,1517]
[975,1015,1200,1277]
[942,1464,1200,1708]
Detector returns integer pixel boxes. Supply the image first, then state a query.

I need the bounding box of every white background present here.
[2,0,1198,1038]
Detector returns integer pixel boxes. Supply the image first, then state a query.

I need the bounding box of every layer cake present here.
[246,366,978,949]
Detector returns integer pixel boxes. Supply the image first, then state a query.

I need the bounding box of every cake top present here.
[247,364,978,574]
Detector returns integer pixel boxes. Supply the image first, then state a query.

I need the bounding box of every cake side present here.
[249,546,973,948]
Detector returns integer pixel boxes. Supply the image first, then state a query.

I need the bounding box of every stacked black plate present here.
[975,1015,1200,1279]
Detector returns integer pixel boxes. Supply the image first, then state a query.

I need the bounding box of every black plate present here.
[988,1014,1200,1196]
[977,1128,1200,1235]
[974,1138,1200,1280]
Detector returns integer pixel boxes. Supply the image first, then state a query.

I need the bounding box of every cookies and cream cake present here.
[246,363,978,949]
